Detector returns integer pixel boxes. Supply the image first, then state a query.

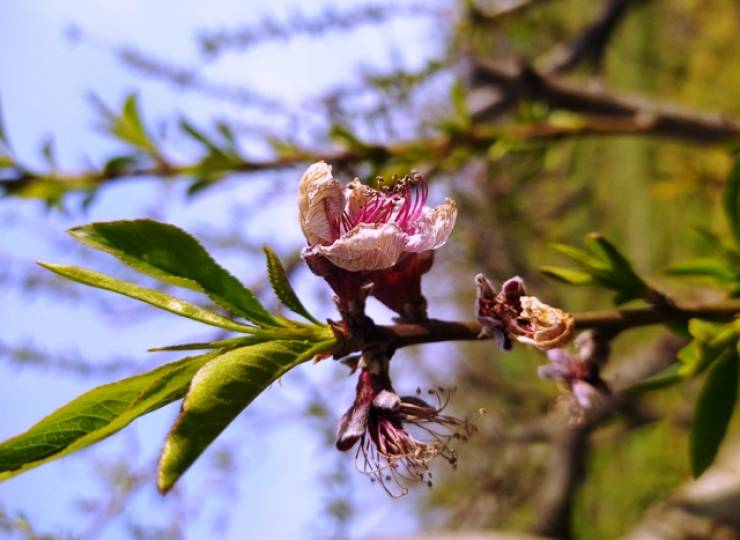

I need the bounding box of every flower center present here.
[339,173,429,235]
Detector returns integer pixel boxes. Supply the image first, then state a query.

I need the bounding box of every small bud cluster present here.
[538,330,611,421]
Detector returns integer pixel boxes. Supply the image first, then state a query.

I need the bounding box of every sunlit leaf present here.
[91,93,158,156]
[148,336,267,352]
[548,243,605,269]
[539,266,595,285]
[690,348,739,477]
[157,338,336,493]
[0,351,218,481]
[263,245,320,324]
[680,320,737,377]
[68,220,279,327]
[39,262,256,334]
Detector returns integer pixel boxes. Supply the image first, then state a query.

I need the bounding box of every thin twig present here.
[372,299,740,351]
[471,59,740,144]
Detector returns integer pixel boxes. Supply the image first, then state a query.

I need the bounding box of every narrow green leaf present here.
[625,363,684,394]
[39,262,256,334]
[123,94,147,137]
[102,155,139,178]
[67,220,279,327]
[157,340,314,493]
[0,351,218,481]
[724,159,740,246]
[539,266,595,285]
[41,137,56,169]
[329,124,366,150]
[548,243,605,269]
[690,349,739,477]
[585,233,645,286]
[91,93,157,155]
[214,121,238,152]
[179,118,229,158]
[148,336,267,352]
[263,245,320,324]
[681,322,737,377]
[664,258,735,281]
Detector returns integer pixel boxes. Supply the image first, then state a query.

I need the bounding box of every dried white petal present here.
[516,296,574,350]
[313,222,406,271]
[298,161,345,246]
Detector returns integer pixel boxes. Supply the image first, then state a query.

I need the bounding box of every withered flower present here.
[475,273,574,350]
[335,353,475,497]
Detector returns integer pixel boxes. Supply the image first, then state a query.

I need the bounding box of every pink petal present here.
[403,198,457,252]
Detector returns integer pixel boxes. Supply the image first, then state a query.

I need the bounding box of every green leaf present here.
[680,321,738,377]
[0,351,218,481]
[39,262,256,334]
[664,258,735,282]
[690,348,739,477]
[102,155,139,178]
[91,93,158,156]
[724,159,740,246]
[263,245,320,324]
[625,363,684,394]
[180,118,230,158]
[585,233,646,290]
[148,336,267,352]
[329,124,366,150]
[157,339,335,493]
[68,220,279,327]
[548,243,605,269]
[539,266,595,285]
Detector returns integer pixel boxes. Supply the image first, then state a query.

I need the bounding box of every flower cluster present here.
[295,163,585,497]
[299,161,456,321]
[335,351,476,497]
[475,273,574,351]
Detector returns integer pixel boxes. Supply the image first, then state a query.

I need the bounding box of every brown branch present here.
[374,299,740,350]
[471,59,740,143]
[5,102,739,200]
[539,0,645,74]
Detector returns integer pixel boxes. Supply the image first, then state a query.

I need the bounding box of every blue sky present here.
[0,2,459,539]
